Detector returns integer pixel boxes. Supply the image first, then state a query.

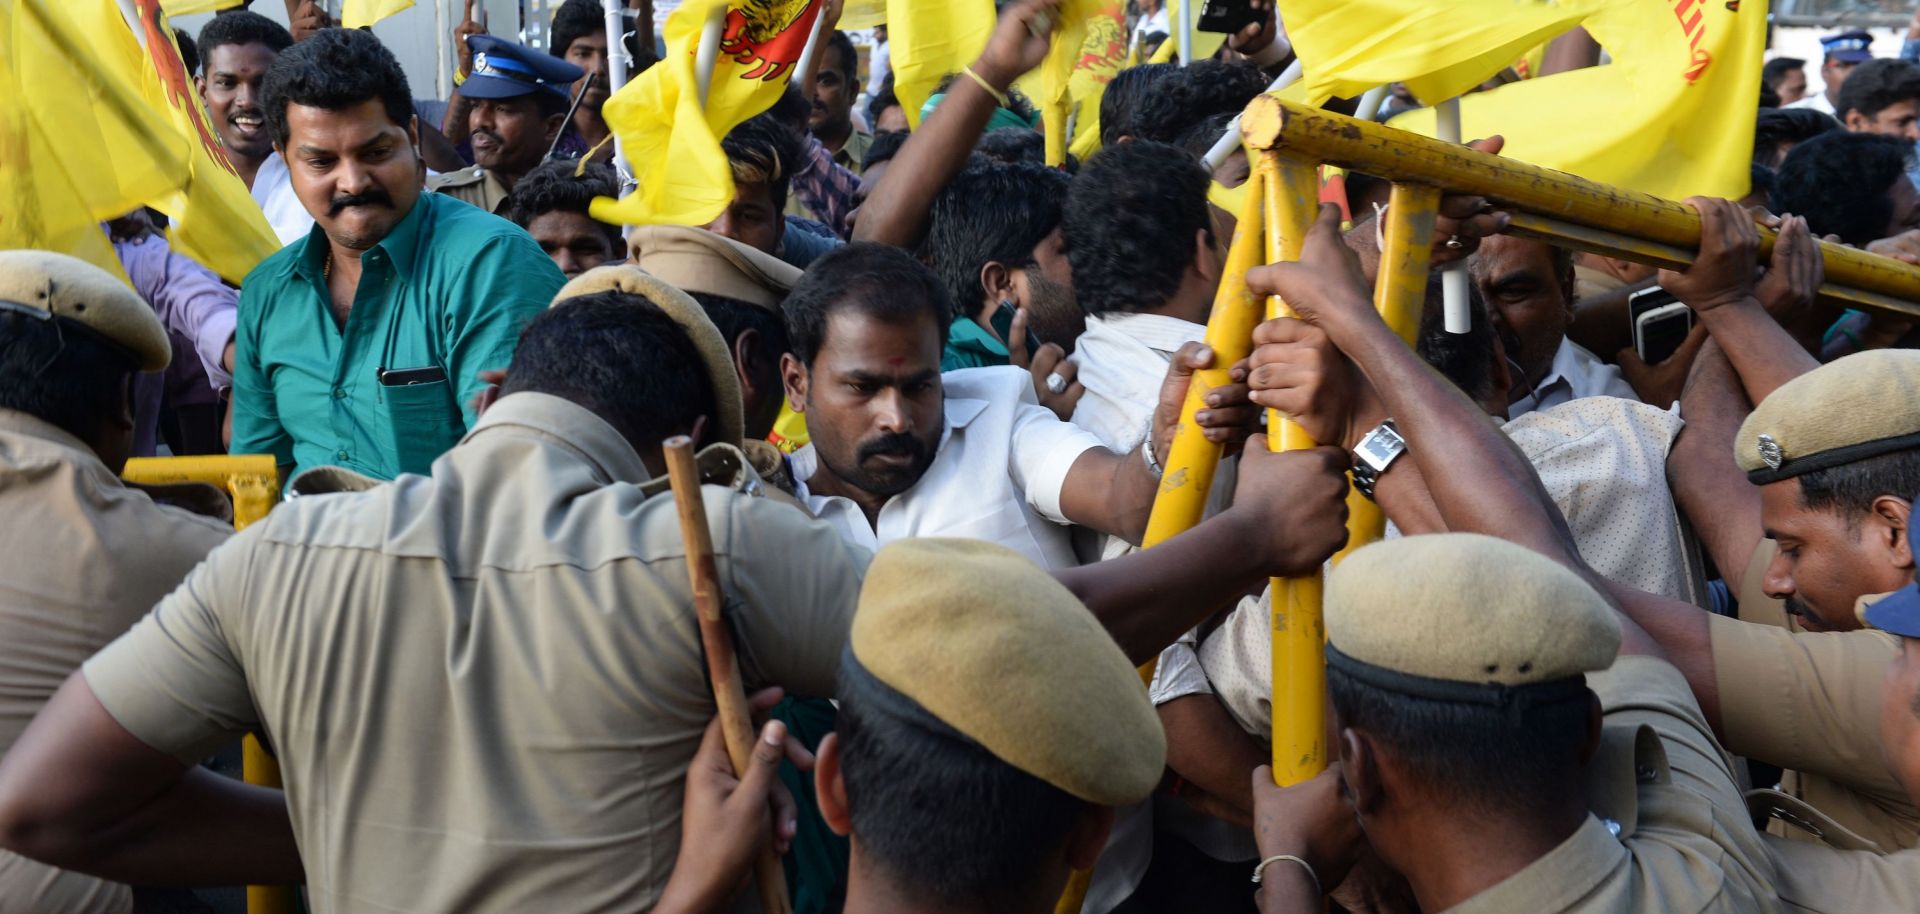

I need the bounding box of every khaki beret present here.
[550,264,745,449]
[1325,534,1620,702]
[1736,349,1920,485]
[630,225,802,311]
[0,250,169,372]
[850,539,1166,807]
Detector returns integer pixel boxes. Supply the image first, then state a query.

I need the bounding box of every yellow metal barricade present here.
[120,455,289,914]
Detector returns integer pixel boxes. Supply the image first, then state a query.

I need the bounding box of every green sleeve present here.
[445,233,566,427]
[227,283,295,468]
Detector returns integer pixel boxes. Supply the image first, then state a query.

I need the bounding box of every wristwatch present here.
[1350,420,1406,501]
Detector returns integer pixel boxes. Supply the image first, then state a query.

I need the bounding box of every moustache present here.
[328,190,393,217]
[856,432,924,464]
[471,128,504,148]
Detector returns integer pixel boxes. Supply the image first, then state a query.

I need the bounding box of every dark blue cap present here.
[465,34,584,100]
[1821,30,1874,64]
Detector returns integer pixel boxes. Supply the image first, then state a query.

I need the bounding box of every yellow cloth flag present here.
[160,0,244,14]
[1276,0,1615,106]
[1146,0,1227,64]
[891,0,995,128]
[6,0,276,284]
[1059,1,1128,160]
[593,0,825,227]
[1394,0,1766,201]
[344,0,416,29]
[840,0,886,30]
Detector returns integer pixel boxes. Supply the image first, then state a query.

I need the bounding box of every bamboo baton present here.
[663,436,793,914]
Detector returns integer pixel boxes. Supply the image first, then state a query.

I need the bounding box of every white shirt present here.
[251,151,316,247]
[1507,337,1638,419]
[867,39,890,91]
[1133,6,1169,41]
[789,366,1103,571]
[1072,312,1203,453]
[1785,92,1837,116]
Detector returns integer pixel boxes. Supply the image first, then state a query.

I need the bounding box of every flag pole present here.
[601,0,631,177]
[694,3,729,108]
[1175,0,1192,66]
[1354,84,1389,122]
[1434,97,1470,334]
[1201,57,1301,171]
[792,4,831,89]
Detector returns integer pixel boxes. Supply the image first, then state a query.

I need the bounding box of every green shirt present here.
[941,316,1011,372]
[231,193,564,482]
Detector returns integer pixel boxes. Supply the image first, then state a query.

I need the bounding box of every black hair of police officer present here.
[831,655,1088,907]
[500,293,716,453]
[262,28,414,150]
[784,242,952,367]
[1064,140,1213,316]
[1772,132,1915,246]
[0,313,137,469]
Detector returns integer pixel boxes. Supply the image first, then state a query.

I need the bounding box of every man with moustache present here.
[232,29,564,483]
[194,11,308,245]
[429,36,584,216]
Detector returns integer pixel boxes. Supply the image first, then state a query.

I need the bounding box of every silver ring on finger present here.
[1046,372,1069,395]
[1445,234,1465,249]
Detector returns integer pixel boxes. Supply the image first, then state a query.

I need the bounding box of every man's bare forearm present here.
[1696,298,1819,405]
[1670,340,1764,582]
[1055,508,1272,664]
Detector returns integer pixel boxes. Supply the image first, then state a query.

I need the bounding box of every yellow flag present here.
[6,0,276,284]
[593,0,825,227]
[840,0,886,30]
[1146,0,1227,65]
[1395,0,1766,201]
[343,0,416,29]
[160,0,244,13]
[1277,0,1615,106]
[891,0,995,128]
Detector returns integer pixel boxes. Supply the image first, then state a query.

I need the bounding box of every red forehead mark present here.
[888,356,904,366]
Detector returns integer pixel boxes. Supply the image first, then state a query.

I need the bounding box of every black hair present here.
[972,129,1047,166]
[823,30,858,81]
[1772,131,1915,245]
[835,655,1087,906]
[722,109,806,212]
[1174,110,1237,161]
[1063,140,1211,314]
[864,129,908,171]
[1754,107,1841,168]
[689,290,788,375]
[549,0,605,59]
[0,312,137,442]
[173,28,200,77]
[1836,58,1920,121]
[866,72,899,128]
[197,10,292,65]
[1749,162,1776,202]
[1127,60,1267,145]
[506,159,624,251]
[1415,273,1498,404]
[1797,449,1920,526]
[923,163,1072,320]
[501,291,715,447]
[784,242,951,366]
[1763,56,1806,89]
[1099,63,1178,146]
[1328,663,1594,814]
[262,28,413,148]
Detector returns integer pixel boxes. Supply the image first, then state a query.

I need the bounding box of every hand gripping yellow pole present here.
[1335,183,1440,563]
[1244,95,1326,789]
[120,456,288,914]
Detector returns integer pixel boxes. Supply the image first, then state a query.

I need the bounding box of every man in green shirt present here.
[233,28,563,482]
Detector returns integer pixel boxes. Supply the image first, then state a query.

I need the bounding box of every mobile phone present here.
[1628,286,1693,365]
[989,301,1042,357]
[1196,0,1265,35]
[378,365,448,386]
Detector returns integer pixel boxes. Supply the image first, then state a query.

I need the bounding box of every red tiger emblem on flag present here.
[133,0,238,176]
[719,0,824,81]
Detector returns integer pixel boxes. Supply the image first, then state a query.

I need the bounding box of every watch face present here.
[1356,425,1405,470]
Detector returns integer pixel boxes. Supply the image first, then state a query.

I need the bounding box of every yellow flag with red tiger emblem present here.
[4,0,277,284]
[593,0,825,227]
[1066,1,1128,160]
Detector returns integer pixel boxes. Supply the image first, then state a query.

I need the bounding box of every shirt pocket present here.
[382,378,461,476]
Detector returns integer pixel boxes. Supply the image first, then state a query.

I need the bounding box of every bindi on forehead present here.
[888,356,904,367]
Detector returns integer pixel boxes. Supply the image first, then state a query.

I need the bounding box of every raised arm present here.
[851,0,1061,248]
[1669,340,1765,584]
[1662,199,1821,405]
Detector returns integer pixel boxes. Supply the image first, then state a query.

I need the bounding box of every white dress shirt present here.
[1507,337,1639,418]
[789,366,1103,571]
[1072,312,1204,453]
[1784,92,1837,116]
[251,151,316,248]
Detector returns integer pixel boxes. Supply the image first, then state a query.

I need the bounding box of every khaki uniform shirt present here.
[428,166,513,216]
[1762,832,1920,912]
[0,409,231,914]
[82,393,870,913]
[1447,656,1783,914]
[1710,612,1918,852]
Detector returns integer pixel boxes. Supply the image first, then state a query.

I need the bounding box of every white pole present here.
[793,6,831,88]
[1354,84,1388,122]
[1176,0,1192,66]
[601,0,631,177]
[694,4,728,108]
[1201,58,1302,170]
[1436,97,1470,335]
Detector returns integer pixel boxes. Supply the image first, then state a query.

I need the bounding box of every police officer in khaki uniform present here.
[1248,535,1785,914]
[0,265,868,912]
[429,35,583,216]
[633,224,803,441]
[0,251,232,913]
